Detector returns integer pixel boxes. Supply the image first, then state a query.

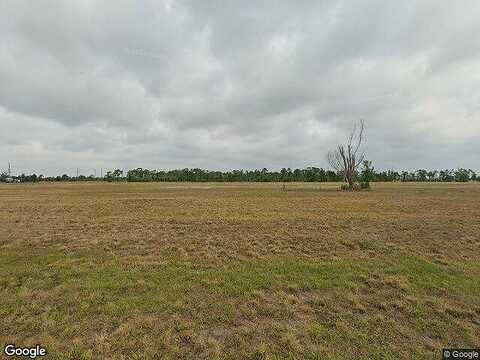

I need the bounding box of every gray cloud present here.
[1,0,479,176]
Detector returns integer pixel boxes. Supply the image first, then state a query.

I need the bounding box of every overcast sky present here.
[1,1,479,176]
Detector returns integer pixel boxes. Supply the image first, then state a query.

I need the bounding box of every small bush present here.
[360,181,370,190]
[340,182,371,191]
[340,183,362,191]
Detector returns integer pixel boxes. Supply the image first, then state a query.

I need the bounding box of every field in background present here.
[1,182,479,359]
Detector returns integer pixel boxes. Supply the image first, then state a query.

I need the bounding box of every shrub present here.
[340,183,362,191]
[360,160,374,189]
[360,181,370,190]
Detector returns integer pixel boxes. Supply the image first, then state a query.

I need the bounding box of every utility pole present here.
[101,168,103,178]
[8,162,11,176]
[76,168,79,178]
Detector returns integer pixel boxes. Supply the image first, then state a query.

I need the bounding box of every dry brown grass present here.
[1,182,479,359]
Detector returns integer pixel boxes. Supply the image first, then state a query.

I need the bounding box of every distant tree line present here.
[125,167,341,182]
[2,167,478,183]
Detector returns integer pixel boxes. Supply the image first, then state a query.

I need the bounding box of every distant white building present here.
[4,176,19,183]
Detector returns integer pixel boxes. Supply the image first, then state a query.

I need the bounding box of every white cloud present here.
[0,0,479,175]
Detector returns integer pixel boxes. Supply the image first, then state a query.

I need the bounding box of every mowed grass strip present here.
[1,249,479,359]
[0,182,479,359]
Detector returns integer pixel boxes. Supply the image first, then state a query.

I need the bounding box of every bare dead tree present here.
[327,119,365,189]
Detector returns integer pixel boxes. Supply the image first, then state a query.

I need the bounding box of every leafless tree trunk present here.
[327,120,365,189]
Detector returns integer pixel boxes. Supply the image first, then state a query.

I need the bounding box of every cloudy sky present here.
[1,1,479,176]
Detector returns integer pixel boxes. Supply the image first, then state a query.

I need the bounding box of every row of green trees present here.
[3,167,476,183]
[124,167,341,182]
[125,167,478,183]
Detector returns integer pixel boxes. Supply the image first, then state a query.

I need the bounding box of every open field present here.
[0,182,479,359]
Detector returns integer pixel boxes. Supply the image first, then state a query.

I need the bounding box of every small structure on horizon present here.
[4,176,19,183]
[2,162,20,183]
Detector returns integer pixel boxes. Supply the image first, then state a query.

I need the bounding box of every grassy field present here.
[0,182,479,359]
